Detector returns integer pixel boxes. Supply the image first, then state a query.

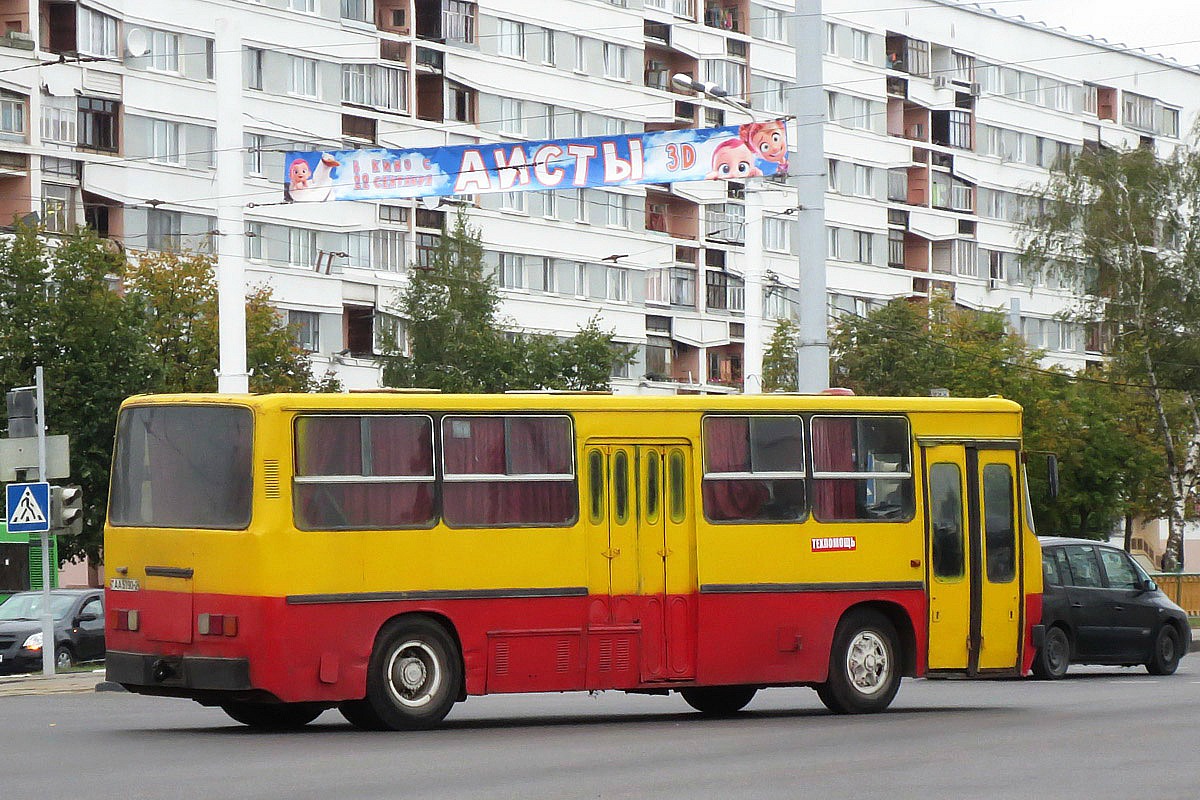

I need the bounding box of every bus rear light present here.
[197,613,238,637]
[114,609,140,631]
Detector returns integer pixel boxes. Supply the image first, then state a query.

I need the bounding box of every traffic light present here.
[50,484,83,536]
[5,387,37,438]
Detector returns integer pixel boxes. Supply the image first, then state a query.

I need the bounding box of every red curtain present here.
[702,417,768,520]
[811,417,857,520]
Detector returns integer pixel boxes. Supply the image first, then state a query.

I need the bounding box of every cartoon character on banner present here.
[739,120,788,174]
[286,153,341,202]
[705,138,763,180]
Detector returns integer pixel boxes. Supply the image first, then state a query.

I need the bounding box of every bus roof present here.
[119,392,1023,416]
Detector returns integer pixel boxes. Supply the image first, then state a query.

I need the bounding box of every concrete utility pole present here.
[35,367,53,676]
[214,18,249,394]
[795,0,830,391]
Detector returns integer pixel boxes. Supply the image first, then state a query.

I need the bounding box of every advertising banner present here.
[284,120,788,203]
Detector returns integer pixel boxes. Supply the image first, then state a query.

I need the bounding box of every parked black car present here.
[0,589,105,674]
[1033,536,1190,678]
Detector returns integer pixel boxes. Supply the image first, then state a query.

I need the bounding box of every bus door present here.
[923,442,1022,674]
[584,442,696,683]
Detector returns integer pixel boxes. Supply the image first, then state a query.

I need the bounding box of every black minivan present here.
[1033,536,1191,678]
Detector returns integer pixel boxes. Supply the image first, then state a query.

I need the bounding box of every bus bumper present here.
[106,650,252,692]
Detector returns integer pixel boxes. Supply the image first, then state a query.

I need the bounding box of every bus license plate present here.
[110,578,141,591]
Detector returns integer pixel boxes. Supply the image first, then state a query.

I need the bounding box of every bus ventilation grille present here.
[263,460,281,499]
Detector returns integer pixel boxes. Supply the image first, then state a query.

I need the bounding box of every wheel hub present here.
[847,631,889,694]
[399,657,427,691]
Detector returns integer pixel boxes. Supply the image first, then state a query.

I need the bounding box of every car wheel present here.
[362,617,461,731]
[680,686,758,716]
[816,610,901,714]
[220,702,326,730]
[55,647,74,670]
[1146,625,1182,676]
[1032,626,1070,679]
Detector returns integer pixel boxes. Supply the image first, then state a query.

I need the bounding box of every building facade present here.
[0,0,1197,392]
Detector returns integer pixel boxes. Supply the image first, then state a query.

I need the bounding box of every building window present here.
[289,0,316,12]
[42,98,77,144]
[1123,91,1155,132]
[606,266,629,301]
[372,229,406,271]
[763,217,790,252]
[500,190,526,213]
[888,229,904,267]
[150,120,181,164]
[341,0,370,22]
[760,77,786,115]
[852,29,870,62]
[415,232,440,269]
[574,35,587,72]
[41,184,72,233]
[543,190,558,219]
[374,65,406,111]
[343,64,369,104]
[498,253,525,288]
[245,222,264,260]
[852,164,873,197]
[1161,106,1180,138]
[603,43,628,80]
[854,230,873,264]
[147,209,182,252]
[827,226,842,260]
[289,228,317,267]
[379,205,408,224]
[244,48,264,90]
[761,8,787,43]
[78,8,118,58]
[541,27,556,65]
[953,240,977,277]
[148,30,181,73]
[606,192,629,228]
[444,1,476,43]
[0,95,25,134]
[77,97,118,152]
[289,56,318,97]
[499,97,524,136]
[288,310,320,352]
[498,19,525,59]
[539,257,556,292]
[448,82,475,122]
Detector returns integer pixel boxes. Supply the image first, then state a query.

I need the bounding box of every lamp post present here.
[672,74,769,394]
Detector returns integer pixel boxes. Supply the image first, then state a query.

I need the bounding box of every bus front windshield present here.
[109,405,253,530]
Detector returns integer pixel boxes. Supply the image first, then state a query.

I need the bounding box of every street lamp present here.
[671,73,769,394]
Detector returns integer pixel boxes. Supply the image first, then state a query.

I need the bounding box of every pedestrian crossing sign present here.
[5,481,50,534]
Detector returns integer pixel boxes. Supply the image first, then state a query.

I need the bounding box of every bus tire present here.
[1146,624,1182,676]
[1031,626,1070,679]
[816,610,901,714]
[363,617,461,731]
[680,686,758,716]
[220,701,325,730]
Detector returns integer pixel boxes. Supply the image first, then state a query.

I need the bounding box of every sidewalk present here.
[0,668,116,698]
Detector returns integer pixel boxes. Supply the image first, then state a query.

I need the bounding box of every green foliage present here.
[831,294,1162,538]
[1023,144,1200,566]
[762,318,798,392]
[382,210,629,392]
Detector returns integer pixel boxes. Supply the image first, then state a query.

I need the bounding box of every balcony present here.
[704,1,745,33]
[646,189,699,240]
[706,272,744,312]
[886,33,930,78]
[646,0,696,18]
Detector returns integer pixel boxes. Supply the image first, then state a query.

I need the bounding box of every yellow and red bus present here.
[103,391,1044,730]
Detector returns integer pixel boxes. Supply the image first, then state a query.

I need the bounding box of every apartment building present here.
[0,0,1196,391]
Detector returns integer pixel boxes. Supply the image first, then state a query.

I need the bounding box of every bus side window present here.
[613,450,630,525]
[587,450,604,524]
[701,415,806,523]
[669,449,687,524]
[811,416,914,523]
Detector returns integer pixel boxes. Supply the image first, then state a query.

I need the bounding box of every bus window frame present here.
[700,413,809,525]
[809,414,915,524]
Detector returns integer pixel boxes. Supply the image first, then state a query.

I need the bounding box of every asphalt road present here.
[4,663,1199,800]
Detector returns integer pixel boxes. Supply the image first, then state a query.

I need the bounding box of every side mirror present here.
[76,612,99,623]
[1046,454,1059,499]
[1139,578,1158,594]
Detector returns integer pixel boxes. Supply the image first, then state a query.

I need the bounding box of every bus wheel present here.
[337,699,387,731]
[220,702,325,730]
[1146,625,1182,676]
[364,617,461,731]
[680,686,758,716]
[1031,626,1070,679]
[816,610,901,714]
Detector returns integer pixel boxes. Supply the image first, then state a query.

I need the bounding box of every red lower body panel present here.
[107,587,930,704]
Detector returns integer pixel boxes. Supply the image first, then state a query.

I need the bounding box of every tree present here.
[1023,144,1200,568]
[0,234,331,562]
[381,210,630,391]
[0,227,156,562]
[830,294,1158,538]
[761,318,799,392]
[123,251,323,393]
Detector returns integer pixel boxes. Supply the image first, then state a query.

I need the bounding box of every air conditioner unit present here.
[969,82,982,97]
[933,76,950,89]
